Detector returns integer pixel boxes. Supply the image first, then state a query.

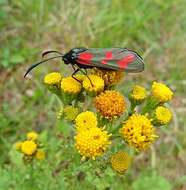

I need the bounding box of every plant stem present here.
[142,96,159,115]
[150,146,156,170]
[129,102,136,116]
[29,162,34,188]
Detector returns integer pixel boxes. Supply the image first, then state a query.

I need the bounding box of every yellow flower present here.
[75,111,97,132]
[63,105,79,121]
[120,114,158,151]
[111,151,131,173]
[61,76,82,94]
[27,131,38,141]
[44,72,62,87]
[75,127,111,160]
[151,82,173,102]
[15,141,22,151]
[131,85,147,102]
[92,68,124,86]
[83,74,104,93]
[21,140,37,155]
[94,90,126,119]
[74,74,86,82]
[155,106,172,125]
[35,150,45,160]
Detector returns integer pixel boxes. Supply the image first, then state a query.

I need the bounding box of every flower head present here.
[92,68,124,86]
[15,141,22,151]
[94,90,126,119]
[154,106,172,125]
[63,105,79,121]
[74,74,86,82]
[27,131,38,141]
[130,85,147,102]
[21,140,37,155]
[120,114,158,151]
[61,76,82,94]
[83,74,104,94]
[44,72,62,87]
[151,82,173,102]
[75,111,97,132]
[75,127,111,160]
[111,151,131,173]
[35,149,45,160]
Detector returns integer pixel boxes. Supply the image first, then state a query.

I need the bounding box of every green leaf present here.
[9,148,23,166]
[1,60,9,68]
[10,54,25,64]
[132,172,172,190]
[56,120,72,136]
[0,169,11,189]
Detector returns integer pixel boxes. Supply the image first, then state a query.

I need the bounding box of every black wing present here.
[76,48,144,72]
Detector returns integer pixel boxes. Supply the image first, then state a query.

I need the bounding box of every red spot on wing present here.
[117,54,135,69]
[101,51,113,64]
[78,52,93,65]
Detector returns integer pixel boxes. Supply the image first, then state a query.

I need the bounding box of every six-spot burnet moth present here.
[24,48,144,82]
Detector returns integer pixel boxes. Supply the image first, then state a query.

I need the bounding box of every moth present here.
[24,48,144,80]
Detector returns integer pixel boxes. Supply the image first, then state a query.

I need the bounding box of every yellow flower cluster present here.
[151,82,173,102]
[131,85,147,102]
[74,111,111,159]
[42,69,174,171]
[60,74,105,96]
[44,72,62,87]
[44,72,105,97]
[94,90,126,119]
[15,131,45,162]
[75,111,97,132]
[120,114,158,151]
[83,74,104,94]
[92,68,124,86]
[155,106,172,125]
[61,76,82,94]
[111,151,131,173]
[75,127,111,160]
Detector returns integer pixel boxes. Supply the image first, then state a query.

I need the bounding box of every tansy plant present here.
[15,131,45,164]
[25,68,174,174]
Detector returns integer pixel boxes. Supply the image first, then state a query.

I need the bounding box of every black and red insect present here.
[24,48,144,80]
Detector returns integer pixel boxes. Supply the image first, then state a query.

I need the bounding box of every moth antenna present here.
[24,55,63,78]
[42,50,64,58]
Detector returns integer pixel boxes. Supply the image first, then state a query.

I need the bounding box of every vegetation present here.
[0,0,186,189]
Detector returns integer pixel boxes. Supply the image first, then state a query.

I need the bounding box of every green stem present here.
[129,102,137,115]
[56,95,63,107]
[111,134,121,139]
[111,123,122,134]
[29,162,34,188]
[141,96,159,115]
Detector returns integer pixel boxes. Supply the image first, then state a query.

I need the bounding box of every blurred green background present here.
[0,0,186,189]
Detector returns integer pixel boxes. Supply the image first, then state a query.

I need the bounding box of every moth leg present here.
[71,66,81,83]
[71,64,76,71]
[79,69,93,87]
